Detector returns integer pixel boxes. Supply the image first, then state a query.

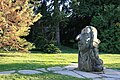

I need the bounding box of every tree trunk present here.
[56,26,61,46]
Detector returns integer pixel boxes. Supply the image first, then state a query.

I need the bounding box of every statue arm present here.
[76,34,81,40]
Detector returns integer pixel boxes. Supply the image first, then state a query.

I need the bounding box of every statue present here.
[76,26,104,72]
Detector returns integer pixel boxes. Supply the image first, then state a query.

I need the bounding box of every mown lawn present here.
[0,53,120,71]
[0,53,78,71]
[0,73,87,80]
[0,51,120,80]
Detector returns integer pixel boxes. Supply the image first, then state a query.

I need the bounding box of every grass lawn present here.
[0,73,87,80]
[0,48,120,80]
[0,53,78,71]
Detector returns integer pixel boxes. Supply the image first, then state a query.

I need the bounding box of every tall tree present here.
[0,0,41,52]
[28,0,71,46]
[69,0,120,53]
[91,4,120,53]
[47,0,71,45]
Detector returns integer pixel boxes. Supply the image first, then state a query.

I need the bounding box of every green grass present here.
[0,73,87,80]
[0,52,89,80]
[100,54,120,70]
[0,53,120,71]
[0,48,120,80]
[0,53,78,71]
[59,46,78,53]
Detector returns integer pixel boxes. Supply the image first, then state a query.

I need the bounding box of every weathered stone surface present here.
[103,69,120,75]
[18,70,42,74]
[69,63,78,66]
[64,66,77,71]
[36,68,48,72]
[0,70,15,74]
[73,70,102,78]
[0,64,120,80]
[93,78,119,80]
[92,71,104,74]
[93,78,104,80]
[103,78,120,80]
[99,74,120,79]
[63,63,78,71]
[47,66,64,71]
[76,26,104,72]
[54,70,84,78]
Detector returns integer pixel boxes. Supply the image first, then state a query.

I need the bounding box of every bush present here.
[42,43,61,53]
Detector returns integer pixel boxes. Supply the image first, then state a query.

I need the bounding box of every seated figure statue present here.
[76,26,104,72]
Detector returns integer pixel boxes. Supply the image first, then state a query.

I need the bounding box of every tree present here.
[0,0,41,52]
[43,0,70,45]
[27,0,70,50]
[67,0,120,53]
[91,4,120,53]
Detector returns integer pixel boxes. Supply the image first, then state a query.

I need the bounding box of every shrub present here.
[42,43,61,53]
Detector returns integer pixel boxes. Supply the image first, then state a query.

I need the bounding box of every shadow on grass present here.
[0,63,68,71]
[0,54,25,57]
[30,51,44,54]
[30,46,78,54]
[58,46,78,54]
[104,63,120,70]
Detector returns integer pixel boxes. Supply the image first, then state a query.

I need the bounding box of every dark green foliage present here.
[27,0,69,53]
[42,43,61,53]
[61,0,120,53]
[28,0,120,53]
[27,22,61,53]
[91,4,120,53]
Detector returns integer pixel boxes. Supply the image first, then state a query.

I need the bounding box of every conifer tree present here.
[0,0,41,52]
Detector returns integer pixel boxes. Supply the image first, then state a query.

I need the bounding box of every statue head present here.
[76,26,100,51]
